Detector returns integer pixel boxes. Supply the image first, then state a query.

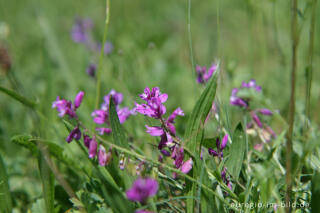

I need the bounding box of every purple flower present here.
[196,63,217,84]
[208,134,228,159]
[104,41,113,55]
[135,98,166,119]
[220,134,228,150]
[98,145,107,166]
[181,158,193,174]
[251,112,263,128]
[92,109,108,124]
[257,108,273,116]
[66,127,81,143]
[145,125,164,136]
[83,134,91,148]
[208,148,218,156]
[230,88,248,108]
[89,137,97,159]
[71,18,93,43]
[86,64,96,77]
[241,79,262,92]
[52,92,84,118]
[74,91,84,109]
[52,97,75,118]
[126,177,158,203]
[96,127,112,135]
[167,107,184,123]
[117,107,131,124]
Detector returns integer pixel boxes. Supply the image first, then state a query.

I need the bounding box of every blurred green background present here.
[0,0,319,211]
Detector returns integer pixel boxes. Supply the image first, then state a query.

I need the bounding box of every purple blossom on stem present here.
[92,89,133,135]
[66,127,81,143]
[208,134,228,160]
[52,91,84,118]
[195,63,217,84]
[88,137,97,159]
[126,177,158,203]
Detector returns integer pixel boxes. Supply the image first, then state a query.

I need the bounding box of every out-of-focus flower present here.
[195,63,217,84]
[71,18,93,43]
[180,158,193,174]
[126,177,158,203]
[86,63,96,77]
[66,127,81,143]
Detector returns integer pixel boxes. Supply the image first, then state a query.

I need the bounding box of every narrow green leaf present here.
[184,69,219,155]
[311,172,320,212]
[38,153,55,213]
[225,123,246,181]
[0,154,12,213]
[11,135,38,155]
[0,85,36,109]
[109,96,129,149]
[184,69,219,212]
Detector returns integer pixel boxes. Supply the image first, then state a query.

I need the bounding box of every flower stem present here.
[95,0,110,111]
[286,0,298,212]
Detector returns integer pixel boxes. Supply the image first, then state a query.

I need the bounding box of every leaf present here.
[184,69,219,213]
[11,135,38,155]
[184,69,219,156]
[109,96,129,149]
[0,86,36,109]
[311,172,320,212]
[0,154,12,213]
[31,198,46,213]
[225,123,246,181]
[38,153,55,213]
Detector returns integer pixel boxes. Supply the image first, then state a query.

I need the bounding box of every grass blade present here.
[184,69,219,212]
[0,155,12,213]
[0,86,36,109]
[225,123,245,181]
[109,96,129,149]
[38,153,55,213]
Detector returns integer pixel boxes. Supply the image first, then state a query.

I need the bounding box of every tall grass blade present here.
[38,153,55,213]
[0,155,12,213]
[0,86,36,109]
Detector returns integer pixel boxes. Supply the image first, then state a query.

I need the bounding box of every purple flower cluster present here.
[230,80,276,146]
[126,177,158,203]
[52,91,84,119]
[71,17,113,55]
[135,87,193,176]
[92,89,133,135]
[71,17,113,78]
[195,63,217,84]
[52,91,85,143]
[83,134,111,166]
[208,134,232,190]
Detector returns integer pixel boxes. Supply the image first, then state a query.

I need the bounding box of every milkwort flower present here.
[126,177,158,203]
[52,91,85,143]
[208,134,232,190]
[135,87,193,176]
[230,80,276,146]
[195,63,217,84]
[92,89,133,135]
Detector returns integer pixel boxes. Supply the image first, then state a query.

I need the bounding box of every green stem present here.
[286,0,298,212]
[95,0,110,110]
[305,0,317,122]
[187,0,195,72]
